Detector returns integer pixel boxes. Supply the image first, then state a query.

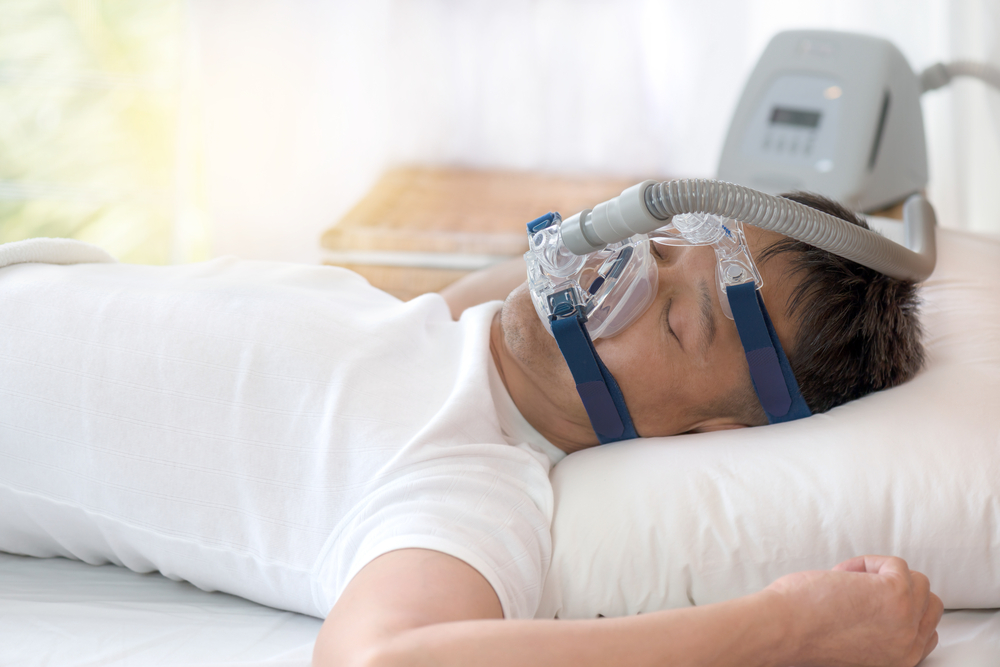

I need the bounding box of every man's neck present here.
[488,313,598,455]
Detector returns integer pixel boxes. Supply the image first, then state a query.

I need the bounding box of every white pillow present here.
[539,227,1000,618]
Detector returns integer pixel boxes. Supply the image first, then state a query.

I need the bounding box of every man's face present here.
[492,226,800,452]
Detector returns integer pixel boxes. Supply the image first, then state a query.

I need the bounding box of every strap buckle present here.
[547,286,584,321]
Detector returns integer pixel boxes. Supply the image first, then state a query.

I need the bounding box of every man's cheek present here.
[595,329,654,372]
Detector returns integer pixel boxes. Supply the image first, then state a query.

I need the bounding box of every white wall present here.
[188,0,1000,264]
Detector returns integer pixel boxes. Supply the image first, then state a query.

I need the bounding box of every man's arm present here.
[313,548,942,667]
[439,257,527,320]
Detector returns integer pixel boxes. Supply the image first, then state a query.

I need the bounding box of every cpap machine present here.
[525,30,999,444]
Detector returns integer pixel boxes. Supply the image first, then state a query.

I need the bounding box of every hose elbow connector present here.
[560,180,664,254]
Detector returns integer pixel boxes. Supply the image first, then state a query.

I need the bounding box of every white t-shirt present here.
[0,256,564,619]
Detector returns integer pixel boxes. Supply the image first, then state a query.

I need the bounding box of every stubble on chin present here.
[496,283,603,452]
[498,283,548,369]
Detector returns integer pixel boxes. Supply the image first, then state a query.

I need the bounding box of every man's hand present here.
[766,555,943,667]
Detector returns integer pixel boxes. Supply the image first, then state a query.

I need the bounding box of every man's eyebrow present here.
[699,280,717,349]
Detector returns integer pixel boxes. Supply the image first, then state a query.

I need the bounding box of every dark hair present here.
[754,191,925,416]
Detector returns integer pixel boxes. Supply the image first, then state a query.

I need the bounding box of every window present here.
[0,0,205,264]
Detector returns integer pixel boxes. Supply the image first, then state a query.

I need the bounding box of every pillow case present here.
[540,227,1000,618]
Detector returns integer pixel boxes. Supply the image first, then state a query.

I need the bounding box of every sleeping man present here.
[0,192,941,666]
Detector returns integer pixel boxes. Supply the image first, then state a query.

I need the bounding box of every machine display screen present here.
[769,107,822,128]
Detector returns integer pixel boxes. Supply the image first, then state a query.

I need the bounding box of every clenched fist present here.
[766,556,943,667]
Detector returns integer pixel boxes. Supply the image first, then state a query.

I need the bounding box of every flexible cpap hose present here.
[920,61,1000,93]
[560,179,937,282]
[558,60,996,282]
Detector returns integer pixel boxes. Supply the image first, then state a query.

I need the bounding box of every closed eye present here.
[665,298,683,350]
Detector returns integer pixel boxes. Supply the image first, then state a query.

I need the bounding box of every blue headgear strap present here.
[726,281,812,423]
[550,313,639,444]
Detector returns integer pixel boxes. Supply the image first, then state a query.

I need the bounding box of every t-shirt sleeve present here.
[310,452,554,620]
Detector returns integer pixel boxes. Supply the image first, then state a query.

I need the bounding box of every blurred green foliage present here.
[0,0,204,264]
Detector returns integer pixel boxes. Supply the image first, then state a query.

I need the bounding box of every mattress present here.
[0,552,996,666]
[0,553,321,666]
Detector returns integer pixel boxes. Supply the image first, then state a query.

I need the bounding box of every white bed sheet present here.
[0,553,321,666]
[0,552,997,666]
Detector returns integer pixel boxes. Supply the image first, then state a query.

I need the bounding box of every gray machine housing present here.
[716,30,928,213]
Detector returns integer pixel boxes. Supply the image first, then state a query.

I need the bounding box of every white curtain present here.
[187,0,1000,263]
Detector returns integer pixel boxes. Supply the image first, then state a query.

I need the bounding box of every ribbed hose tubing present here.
[642,179,936,282]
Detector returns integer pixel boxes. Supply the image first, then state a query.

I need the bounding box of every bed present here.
[1,225,998,665]
[1,551,997,666]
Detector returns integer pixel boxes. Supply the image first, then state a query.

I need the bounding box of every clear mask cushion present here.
[526,215,659,339]
[525,212,762,339]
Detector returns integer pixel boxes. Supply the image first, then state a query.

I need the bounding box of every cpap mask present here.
[524,213,658,341]
[525,211,762,340]
[523,178,937,444]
